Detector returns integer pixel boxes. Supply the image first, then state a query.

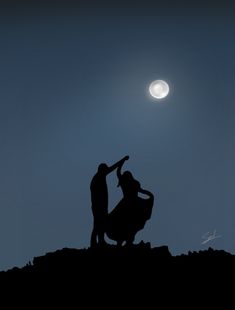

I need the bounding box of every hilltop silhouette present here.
[1,242,234,304]
[1,243,234,277]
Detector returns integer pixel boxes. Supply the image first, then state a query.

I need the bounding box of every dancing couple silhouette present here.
[90,156,154,247]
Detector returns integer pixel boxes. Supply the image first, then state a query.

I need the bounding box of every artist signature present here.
[201,230,221,245]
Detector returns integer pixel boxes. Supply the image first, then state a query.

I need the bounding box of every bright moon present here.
[149,80,169,99]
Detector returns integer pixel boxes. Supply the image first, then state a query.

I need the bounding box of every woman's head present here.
[122,171,134,181]
[117,170,133,187]
[119,170,141,195]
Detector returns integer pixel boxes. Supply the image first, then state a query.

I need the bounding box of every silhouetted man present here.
[90,156,129,247]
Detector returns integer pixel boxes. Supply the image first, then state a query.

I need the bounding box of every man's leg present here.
[90,217,98,247]
[98,231,106,245]
[97,215,108,246]
[90,227,97,247]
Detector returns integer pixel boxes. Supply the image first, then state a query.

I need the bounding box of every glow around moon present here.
[149,80,169,99]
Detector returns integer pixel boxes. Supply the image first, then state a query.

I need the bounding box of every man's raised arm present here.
[106,156,129,175]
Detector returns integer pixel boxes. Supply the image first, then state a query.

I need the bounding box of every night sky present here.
[0,1,235,270]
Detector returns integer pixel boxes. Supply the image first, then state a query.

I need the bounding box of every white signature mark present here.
[201,230,221,245]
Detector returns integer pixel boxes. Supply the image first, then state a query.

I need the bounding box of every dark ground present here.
[1,243,233,305]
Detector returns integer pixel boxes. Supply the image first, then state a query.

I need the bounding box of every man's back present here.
[90,172,108,213]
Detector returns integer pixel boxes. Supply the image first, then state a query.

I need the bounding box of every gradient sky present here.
[0,0,235,270]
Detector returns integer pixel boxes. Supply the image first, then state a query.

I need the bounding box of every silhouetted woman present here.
[106,165,154,246]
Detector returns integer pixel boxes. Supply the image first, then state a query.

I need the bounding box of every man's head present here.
[98,163,109,174]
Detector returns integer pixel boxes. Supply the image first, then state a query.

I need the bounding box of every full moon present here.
[149,80,169,99]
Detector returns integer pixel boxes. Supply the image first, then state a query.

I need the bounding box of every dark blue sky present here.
[0,1,235,270]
